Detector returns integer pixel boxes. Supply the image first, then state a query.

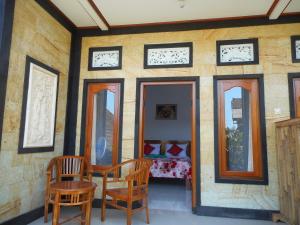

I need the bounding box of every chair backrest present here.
[125,158,153,188]
[48,156,91,182]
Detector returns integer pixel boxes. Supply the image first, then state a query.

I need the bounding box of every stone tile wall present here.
[0,0,71,222]
[76,23,300,210]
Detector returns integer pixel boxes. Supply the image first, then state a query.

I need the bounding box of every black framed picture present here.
[216,38,259,66]
[155,104,177,120]
[144,42,193,69]
[19,56,59,154]
[88,46,122,71]
[291,36,300,63]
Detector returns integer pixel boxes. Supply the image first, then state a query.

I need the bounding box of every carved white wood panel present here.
[220,43,254,63]
[92,50,120,68]
[23,63,58,148]
[147,47,190,65]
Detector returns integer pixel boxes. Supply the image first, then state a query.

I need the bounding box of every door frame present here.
[79,78,124,175]
[134,76,201,210]
[288,73,300,118]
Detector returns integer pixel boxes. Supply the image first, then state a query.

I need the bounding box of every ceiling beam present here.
[76,0,109,30]
[87,0,110,29]
[267,0,292,20]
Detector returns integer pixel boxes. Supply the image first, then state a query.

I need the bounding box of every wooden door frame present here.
[79,78,124,175]
[213,74,268,185]
[134,76,200,210]
[288,73,300,118]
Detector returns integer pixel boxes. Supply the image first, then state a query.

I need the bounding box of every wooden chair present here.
[101,158,153,225]
[44,156,93,223]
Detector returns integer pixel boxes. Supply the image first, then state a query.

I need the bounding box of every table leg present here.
[80,204,85,225]
[85,192,93,225]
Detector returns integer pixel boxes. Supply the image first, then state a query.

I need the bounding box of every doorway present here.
[134,77,200,211]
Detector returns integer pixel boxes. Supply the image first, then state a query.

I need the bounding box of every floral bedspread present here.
[149,158,192,179]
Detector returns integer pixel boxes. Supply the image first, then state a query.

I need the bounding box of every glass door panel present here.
[224,87,253,172]
[91,90,115,166]
[85,83,120,171]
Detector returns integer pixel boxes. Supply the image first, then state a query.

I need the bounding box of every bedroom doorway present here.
[135,77,199,212]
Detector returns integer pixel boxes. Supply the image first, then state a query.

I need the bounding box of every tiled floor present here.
[29,208,281,225]
[30,181,281,225]
[148,181,191,212]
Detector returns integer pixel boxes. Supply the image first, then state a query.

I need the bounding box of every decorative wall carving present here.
[148,47,190,65]
[220,44,254,63]
[144,42,193,68]
[217,38,259,66]
[88,46,122,70]
[19,56,59,153]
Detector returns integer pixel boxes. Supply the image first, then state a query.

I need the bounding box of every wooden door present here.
[84,83,121,172]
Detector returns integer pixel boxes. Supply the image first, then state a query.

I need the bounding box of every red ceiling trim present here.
[109,14,267,29]
[281,11,300,16]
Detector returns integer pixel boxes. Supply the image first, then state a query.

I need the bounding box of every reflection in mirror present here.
[224,87,253,172]
[91,90,115,166]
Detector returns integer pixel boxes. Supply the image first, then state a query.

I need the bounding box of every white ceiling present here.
[51,0,97,27]
[285,0,300,13]
[95,0,274,26]
[50,0,300,29]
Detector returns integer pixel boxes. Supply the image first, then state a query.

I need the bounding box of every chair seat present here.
[106,187,147,201]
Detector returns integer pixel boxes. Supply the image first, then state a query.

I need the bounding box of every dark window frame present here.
[216,38,259,66]
[79,78,124,177]
[213,74,268,185]
[288,73,300,118]
[291,36,300,63]
[88,46,122,71]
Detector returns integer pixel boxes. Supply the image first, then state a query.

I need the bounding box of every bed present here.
[144,140,192,179]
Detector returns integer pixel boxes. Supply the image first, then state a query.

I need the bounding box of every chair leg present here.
[144,197,150,224]
[127,201,132,225]
[101,193,106,222]
[81,204,86,225]
[44,199,48,223]
[52,204,59,225]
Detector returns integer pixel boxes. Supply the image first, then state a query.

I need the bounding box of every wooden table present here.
[50,181,97,225]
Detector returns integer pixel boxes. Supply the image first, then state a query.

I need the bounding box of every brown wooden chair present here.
[101,158,153,225]
[44,156,93,223]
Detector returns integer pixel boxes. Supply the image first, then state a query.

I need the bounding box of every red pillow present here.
[167,144,183,156]
[144,144,155,155]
